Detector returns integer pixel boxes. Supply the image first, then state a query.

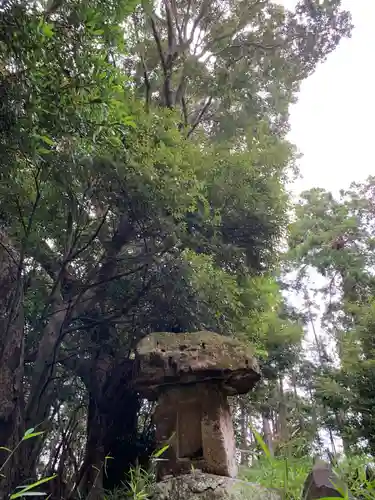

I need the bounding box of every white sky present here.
[286,0,375,197]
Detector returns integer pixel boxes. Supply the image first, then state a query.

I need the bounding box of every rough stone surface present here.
[153,384,237,479]
[151,472,281,500]
[302,460,352,499]
[134,331,260,399]
[200,385,237,478]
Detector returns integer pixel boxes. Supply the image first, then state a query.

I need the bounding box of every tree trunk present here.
[77,355,143,498]
[0,231,25,495]
[291,371,304,430]
[239,398,248,466]
[278,377,289,443]
[262,414,274,457]
[336,409,350,455]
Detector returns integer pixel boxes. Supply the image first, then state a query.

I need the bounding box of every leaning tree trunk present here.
[77,355,142,499]
[0,231,25,495]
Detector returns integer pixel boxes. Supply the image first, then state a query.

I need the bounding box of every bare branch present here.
[150,15,167,76]
[69,209,109,262]
[187,96,213,137]
[181,96,188,127]
[58,354,90,386]
[187,0,210,46]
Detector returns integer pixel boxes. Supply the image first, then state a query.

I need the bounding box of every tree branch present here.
[58,354,90,386]
[187,96,213,137]
[150,15,167,76]
[187,0,210,46]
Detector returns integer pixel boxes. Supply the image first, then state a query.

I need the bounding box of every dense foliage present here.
[288,178,375,456]
[0,0,355,498]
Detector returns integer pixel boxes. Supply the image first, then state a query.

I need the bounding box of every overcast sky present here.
[286,0,374,197]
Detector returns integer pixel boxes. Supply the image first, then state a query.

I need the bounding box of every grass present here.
[239,430,375,499]
[240,456,311,499]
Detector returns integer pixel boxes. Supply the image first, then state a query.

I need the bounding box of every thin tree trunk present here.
[308,387,322,447]
[278,377,289,444]
[336,409,349,455]
[291,370,304,430]
[262,414,274,457]
[239,398,248,466]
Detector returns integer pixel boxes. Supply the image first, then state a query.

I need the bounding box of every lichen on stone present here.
[151,472,281,500]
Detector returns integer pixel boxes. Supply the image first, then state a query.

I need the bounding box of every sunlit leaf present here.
[152,444,169,458]
[22,431,44,441]
[41,23,54,38]
[10,475,57,499]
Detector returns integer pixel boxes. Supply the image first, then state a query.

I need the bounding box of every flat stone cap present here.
[133,331,260,399]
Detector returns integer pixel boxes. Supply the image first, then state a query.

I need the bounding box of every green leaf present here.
[41,23,54,38]
[10,475,57,499]
[11,493,47,497]
[39,135,54,146]
[104,455,114,478]
[0,446,12,453]
[123,116,136,128]
[251,427,272,461]
[36,147,52,155]
[22,431,44,441]
[152,444,169,458]
[23,428,35,437]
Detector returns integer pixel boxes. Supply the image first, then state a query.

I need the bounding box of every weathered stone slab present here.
[134,331,260,399]
[151,472,281,500]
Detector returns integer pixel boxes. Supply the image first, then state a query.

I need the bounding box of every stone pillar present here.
[153,384,237,479]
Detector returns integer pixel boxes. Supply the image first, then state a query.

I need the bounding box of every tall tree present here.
[128,0,352,140]
[288,177,375,455]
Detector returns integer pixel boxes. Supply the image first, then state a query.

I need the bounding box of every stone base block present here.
[151,471,281,500]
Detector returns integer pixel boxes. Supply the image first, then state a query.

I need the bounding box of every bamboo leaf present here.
[10,475,57,499]
[152,444,169,458]
[22,431,44,441]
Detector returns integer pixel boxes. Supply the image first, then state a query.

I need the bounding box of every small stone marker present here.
[302,460,352,499]
[132,331,260,480]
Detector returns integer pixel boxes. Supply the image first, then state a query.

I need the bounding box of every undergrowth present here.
[2,430,375,499]
[240,430,375,499]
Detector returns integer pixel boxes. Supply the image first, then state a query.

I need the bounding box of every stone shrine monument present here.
[133,331,281,499]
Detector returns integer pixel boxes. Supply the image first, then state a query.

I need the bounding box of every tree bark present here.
[0,231,25,494]
[76,355,142,498]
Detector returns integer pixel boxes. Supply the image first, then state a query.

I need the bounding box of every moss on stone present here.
[136,331,258,372]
